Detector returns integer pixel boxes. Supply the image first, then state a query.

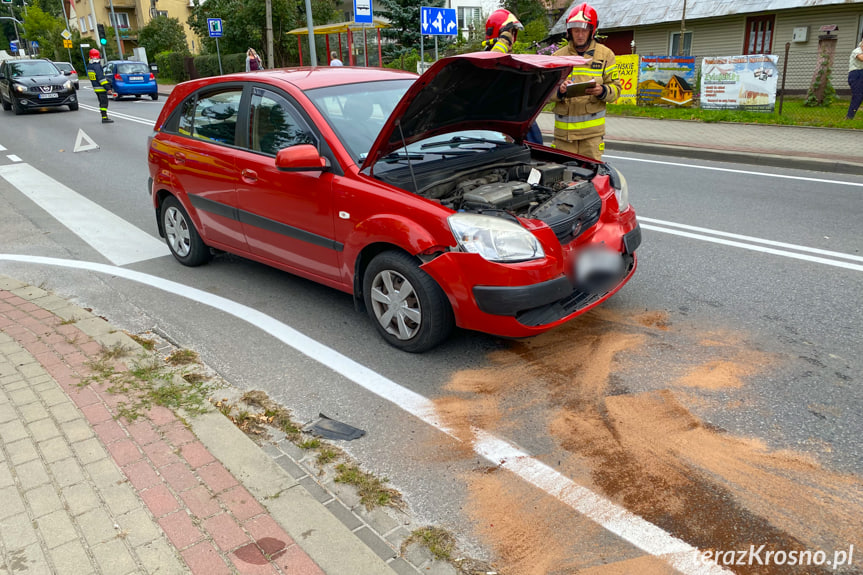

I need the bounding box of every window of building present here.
[79,19,88,33]
[88,14,95,32]
[155,10,168,17]
[457,6,482,33]
[670,31,692,56]
[109,12,130,29]
[744,15,774,54]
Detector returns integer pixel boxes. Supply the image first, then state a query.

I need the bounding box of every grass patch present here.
[128,333,157,350]
[80,347,213,421]
[335,463,402,510]
[316,446,341,466]
[299,438,321,450]
[59,317,78,325]
[165,349,199,366]
[402,527,456,561]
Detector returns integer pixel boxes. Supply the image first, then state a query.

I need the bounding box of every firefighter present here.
[87,49,113,124]
[482,10,543,144]
[483,9,523,54]
[551,3,621,160]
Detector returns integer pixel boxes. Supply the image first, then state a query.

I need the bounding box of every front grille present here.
[515,254,635,327]
[38,86,54,94]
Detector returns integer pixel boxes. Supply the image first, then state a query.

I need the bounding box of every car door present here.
[233,86,341,283]
[159,86,249,252]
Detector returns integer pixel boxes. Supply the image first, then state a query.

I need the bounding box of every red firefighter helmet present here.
[88,48,101,60]
[566,3,598,34]
[484,9,523,41]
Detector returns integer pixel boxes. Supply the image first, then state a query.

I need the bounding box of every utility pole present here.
[265,0,273,68]
[679,0,686,56]
[108,0,122,58]
[303,0,316,66]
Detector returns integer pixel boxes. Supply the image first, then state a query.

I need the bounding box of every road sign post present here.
[207,18,224,75]
[419,6,457,74]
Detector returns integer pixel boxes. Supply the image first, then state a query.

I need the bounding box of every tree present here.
[376,0,452,63]
[503,0,547,27]
[187,0,337,67]
[22,5,64,60]
[138,16,189,57]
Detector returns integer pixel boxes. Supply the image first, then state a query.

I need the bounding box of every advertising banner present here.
[616,54,639,105]
[637,56,696,107]
[700,55,779,112]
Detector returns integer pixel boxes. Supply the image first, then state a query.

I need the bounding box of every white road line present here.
[604,154,863,187]
[78,103,154,126]
[0,164,169,266]
[640,217,863,263]
[0,255,731,575]
[7,155,21,162]
[0,144,7,151]
[643,223,863,272]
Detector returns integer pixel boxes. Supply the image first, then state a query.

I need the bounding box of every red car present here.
[147,52,640,352]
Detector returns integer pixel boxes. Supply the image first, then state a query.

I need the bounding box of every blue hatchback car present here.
[104,60,158,100]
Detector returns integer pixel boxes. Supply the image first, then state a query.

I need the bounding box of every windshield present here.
[9,61,60,77]
[117,63,149,75]
[306,79,413,162]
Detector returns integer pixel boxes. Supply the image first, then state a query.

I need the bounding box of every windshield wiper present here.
[382,151,426,162]
[420,136,502,150]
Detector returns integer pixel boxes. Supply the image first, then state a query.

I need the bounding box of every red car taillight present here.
[114,74,122,80]
[149,73,155,80]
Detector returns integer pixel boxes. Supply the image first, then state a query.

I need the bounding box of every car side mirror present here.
[275,145,330,172]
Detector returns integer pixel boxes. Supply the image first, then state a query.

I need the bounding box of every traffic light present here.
[97,23,107,45]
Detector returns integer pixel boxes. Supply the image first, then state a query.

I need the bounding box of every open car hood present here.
[360,52,588,172]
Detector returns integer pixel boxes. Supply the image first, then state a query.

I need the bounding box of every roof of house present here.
[550,0,853,34]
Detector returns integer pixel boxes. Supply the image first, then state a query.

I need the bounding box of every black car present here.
[0,59,78,114]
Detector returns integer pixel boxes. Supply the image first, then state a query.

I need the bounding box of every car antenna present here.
[397,120,419,194]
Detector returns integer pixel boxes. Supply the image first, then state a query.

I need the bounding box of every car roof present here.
[176,66,417,93]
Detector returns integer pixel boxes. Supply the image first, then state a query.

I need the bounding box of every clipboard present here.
[566,81,596,98]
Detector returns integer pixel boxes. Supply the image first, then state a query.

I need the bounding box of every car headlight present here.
[448,213,544,262]
[608,165,630,213]
[13,84,26,93]
[63,80,72,90]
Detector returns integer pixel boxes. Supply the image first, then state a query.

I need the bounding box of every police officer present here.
[551,3,621,160]
[87,49,113,124]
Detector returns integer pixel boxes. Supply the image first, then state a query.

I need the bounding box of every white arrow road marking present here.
[0,164,169,266]
[74,128,99,152]
[0,255,732,575]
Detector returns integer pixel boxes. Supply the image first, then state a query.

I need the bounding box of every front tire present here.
[12,98,24,115]
[68,102,79,111]
[363,251,453,352]
[160,196,210,266]
[1,96,10,111]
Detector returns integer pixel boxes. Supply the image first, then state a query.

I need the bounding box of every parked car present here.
[52,61,79,89]
[104,60,158,100]
[147,52,641,352]
[0,59,78,114]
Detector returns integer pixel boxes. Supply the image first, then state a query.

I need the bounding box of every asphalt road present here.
[2,88,862,574]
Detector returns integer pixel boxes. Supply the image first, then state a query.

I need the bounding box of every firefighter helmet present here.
[88,48,101,60]
[566,3,598,34]
[484,9,523,41]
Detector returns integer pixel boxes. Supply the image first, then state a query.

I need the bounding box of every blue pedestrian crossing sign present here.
[207,18,223,38]
[420,6,457,36]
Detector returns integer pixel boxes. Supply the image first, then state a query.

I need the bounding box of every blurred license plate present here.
[129,76,144,81]
[575,248,623,284]
[38,93,58,99]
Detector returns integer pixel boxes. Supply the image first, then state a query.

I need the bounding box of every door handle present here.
[174,152,186,165]
[241,169,258,183]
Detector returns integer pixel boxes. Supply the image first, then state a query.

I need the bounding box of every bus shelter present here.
[287,18,390,67]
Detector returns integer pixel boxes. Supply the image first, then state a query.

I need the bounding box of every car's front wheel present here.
[12,98,24,115]
[1,95,10,111]
[160,196,210,266]
[363,251,453,352]
[68,102,78,111]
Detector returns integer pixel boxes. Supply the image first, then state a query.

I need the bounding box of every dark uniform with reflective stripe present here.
[551,39,620,160]
[87,59,113,123]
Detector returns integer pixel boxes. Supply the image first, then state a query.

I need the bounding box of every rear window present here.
[54,62,74,72]
[117,63,149,75]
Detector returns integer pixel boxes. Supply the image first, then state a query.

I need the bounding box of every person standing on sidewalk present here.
[246,48,263,71]
[551,3,621,160]
[481,9,543,144]
[86,49,113,124]
[846,38,863,120]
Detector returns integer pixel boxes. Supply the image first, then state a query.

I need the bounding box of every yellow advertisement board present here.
[616,54,639,105]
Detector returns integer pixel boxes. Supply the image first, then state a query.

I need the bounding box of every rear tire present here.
[150,93,158,101]
[160,196,211,267]
[363,250,454,352]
